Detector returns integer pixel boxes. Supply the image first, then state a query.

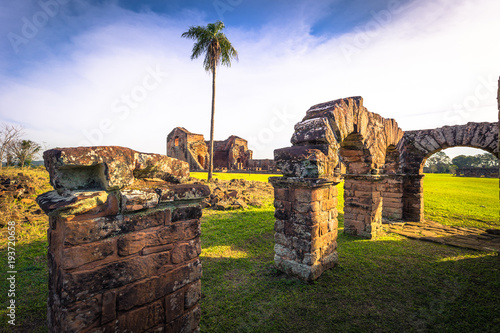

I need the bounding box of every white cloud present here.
[0,0,498,160]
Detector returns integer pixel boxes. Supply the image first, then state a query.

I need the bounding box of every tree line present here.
[424,151,499,174]
[0,123,41,168]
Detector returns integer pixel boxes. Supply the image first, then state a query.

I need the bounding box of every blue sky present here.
[0,0,499,159]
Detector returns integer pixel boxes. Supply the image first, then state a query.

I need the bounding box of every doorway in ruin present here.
[419,147,499,228]
[198,155,205,168]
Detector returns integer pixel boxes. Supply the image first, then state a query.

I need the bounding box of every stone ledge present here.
[37,183,209,217]
[44,146,190,193]
[269,177,340,188]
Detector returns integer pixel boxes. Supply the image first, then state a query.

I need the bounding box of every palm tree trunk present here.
[207,64,217,181]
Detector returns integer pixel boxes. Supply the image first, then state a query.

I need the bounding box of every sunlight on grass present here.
[201,245,249,259]
[423,173,499,228]
[436,252,497,262]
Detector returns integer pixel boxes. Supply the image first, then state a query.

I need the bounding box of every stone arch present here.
[270,82,499,282]
[399,122,499,221]
[271,97,404,281]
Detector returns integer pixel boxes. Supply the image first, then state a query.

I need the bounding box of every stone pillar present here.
[382,175,404,221]
[343,175,383,238]
[402,174,425,222]
[270,177,339,282]
[36,147,209,333]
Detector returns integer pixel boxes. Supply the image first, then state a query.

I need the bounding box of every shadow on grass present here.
[0,239,48,332]
[200,207,500,333]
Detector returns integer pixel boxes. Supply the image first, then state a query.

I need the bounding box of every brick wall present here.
[270,177,339,282]
[37,147,209,332]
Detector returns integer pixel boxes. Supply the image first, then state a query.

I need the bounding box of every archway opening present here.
[420,147,499,229]
[339,133,381,238]
[339,133,372,175]
[197,155,205,168]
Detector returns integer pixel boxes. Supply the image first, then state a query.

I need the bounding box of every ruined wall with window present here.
[167,129,258,172]
[167,127,209,171]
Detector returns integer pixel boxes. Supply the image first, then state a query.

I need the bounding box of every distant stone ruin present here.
[271,96,499,282]
[454,167,499,178]
[36,146,208,332]
[167,127,277,172]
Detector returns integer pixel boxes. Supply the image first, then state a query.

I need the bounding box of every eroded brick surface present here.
[37,147,208,333]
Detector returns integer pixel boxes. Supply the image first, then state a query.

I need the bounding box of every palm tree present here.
[182,21,238,181]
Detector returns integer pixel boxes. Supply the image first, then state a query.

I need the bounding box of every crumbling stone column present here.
[36,147,209,333]
[343,175,383,238]
[402,174,424,222]
[382,175,404,221]
[270,177,339,282]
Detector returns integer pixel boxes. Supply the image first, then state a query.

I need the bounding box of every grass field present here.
[423,173,499,228]
[0,168,498,332]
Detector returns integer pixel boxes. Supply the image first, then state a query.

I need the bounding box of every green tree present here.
[452,153,498,168]
[182,21,238,181]
[8,139,41,168]
[476,153,499,167]
[424,151,452,173]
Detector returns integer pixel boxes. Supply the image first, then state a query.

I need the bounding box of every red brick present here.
[62,239,115,269]
[117,259,202,312]
[165,304,200,333]
[64,210,167,246]
[63,252,171,305]
[165,288,184,323]
[171,239,201,264]
[117,298,165,332]
[184,280,201,309]
[58,295,102,332]
[101,290,116,324]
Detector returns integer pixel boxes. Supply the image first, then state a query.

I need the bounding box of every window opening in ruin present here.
[174,137,179,146]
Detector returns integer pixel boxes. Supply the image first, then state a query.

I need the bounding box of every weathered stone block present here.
[101,290,116,325]
[63,252,171,305]
[43,146,189,193]
[62,239,115,269]
[117,259,202,312]
[117,298,165,332]
[122,188,159,212]
[172,205,202,222]
[165,304,201,333]
[59,295,102,332]
[165,287,185,323]
[275,146,330,178]
[171,239,201,264]
[184,280,201,309]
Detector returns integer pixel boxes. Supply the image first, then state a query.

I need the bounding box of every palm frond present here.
[181,21,238,73]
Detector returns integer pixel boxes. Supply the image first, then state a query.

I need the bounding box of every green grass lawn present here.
[1,170,498,332]
[423,173,499,228]
[200,203,499,332]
